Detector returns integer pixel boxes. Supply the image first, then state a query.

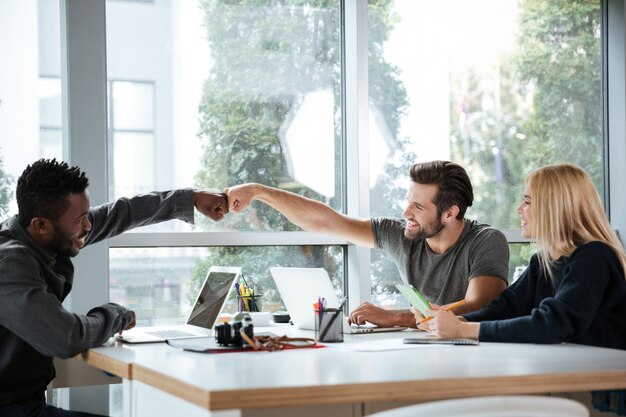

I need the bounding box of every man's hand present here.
[193,189,229,221]
[348,302,415,328]
[118,311,136,336]
[224,183,257,213]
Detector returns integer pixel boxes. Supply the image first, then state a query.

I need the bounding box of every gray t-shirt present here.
[371,218,509,305]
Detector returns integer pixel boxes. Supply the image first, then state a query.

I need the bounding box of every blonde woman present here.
[417,163,626,349]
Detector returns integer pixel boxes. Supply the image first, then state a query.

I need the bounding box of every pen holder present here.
[314,308,343,343]
[237,295,262,312]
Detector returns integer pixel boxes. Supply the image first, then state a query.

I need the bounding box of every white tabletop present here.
[79,328,626,411]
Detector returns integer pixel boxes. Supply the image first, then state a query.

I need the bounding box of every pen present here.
[240,274,260,312]
[418,299,466,324]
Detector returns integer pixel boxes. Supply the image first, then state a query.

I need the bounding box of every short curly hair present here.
[16,158,89,227]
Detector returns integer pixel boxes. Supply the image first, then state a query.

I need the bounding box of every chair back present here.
[368,396,589,417]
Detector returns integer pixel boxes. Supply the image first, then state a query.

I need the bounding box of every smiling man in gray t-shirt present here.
[226,160,509,328]
[372,217,508,307]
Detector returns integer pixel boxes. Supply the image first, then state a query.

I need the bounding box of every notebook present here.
[116,266,241,343]
[404,337,478,346]
[270,267,406,334]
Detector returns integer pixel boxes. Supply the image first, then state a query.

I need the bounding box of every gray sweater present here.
[0,189,194,405]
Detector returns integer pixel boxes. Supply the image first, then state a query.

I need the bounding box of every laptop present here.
[269,267,406,334]
[117,266,241,343]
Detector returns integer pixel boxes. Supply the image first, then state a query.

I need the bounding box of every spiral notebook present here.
[404,337,478,346]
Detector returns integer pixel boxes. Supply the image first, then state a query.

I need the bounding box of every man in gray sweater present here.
[226,160,509,329]
[0,158,228,416]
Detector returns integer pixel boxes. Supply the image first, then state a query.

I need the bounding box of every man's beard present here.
[404,217,444,240]
[49,225,81,257]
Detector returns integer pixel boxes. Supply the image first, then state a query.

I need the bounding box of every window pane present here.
[106,1,342,232]
[109,246,344,326]
[39,129,63,161]
[368,0,602,295]
[368,0,602,225]
[0,0,63,217]
[110,132,155,198]
[111,81,154,130]
[39,77,62,128]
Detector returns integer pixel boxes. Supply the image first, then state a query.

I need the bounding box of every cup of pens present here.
[235,281,262,313]
[237,294,262,312]
[314,297,345,343]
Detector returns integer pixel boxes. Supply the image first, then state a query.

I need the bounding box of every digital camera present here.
[214,312,254,347]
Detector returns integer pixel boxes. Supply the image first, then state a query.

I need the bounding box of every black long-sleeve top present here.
[0,189,195,405]
[464,241,626,350]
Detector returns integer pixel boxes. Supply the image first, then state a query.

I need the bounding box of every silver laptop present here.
[270,267,406,334]
[117,266,241,343]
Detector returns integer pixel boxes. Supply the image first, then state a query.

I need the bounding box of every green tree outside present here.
[0,154,13,218]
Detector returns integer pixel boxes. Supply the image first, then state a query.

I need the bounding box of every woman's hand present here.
[417,309,479,340]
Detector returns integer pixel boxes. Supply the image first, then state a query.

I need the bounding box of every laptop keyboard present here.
[146,329,196,339]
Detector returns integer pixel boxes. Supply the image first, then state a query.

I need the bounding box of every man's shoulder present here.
[465,219,506,239]
[0,223,35,262]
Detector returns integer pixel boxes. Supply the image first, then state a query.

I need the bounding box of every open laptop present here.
[117,266,241,343]
[270,267,406,334]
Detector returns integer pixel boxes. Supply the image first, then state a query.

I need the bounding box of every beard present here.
[49,225,83,257]
[404,217,445,240]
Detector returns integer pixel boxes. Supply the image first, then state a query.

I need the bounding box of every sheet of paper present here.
[322,338,452,351]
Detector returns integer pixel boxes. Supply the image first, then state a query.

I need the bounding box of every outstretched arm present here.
[225,183,375,247]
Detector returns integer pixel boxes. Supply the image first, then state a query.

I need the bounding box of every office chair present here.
[367,395,589,417]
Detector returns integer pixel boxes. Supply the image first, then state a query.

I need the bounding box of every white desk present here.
[77,330,626,417]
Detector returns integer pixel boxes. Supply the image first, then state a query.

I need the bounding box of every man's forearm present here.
[251,184,339,234]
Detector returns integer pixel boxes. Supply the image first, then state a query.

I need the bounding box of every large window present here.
[104,0,605,318]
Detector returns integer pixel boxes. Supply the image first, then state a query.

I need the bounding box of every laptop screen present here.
[270,267,341,330]
[186,266,240,328]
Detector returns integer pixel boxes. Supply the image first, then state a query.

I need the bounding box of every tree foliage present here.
[515,0,602,189]
[450,0,601,276]
[0,154,13,218]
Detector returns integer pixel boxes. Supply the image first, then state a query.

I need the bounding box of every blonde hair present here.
[526,163,626,281]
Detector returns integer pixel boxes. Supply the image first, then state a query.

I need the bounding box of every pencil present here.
[418,299,466,324]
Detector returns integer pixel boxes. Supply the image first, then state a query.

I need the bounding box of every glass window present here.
[109,246,344,325]
[0,0,63,217]
[105,1,342,232]
[368,0,602,303]
[108,80,156,200]
[110,81,154,131]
